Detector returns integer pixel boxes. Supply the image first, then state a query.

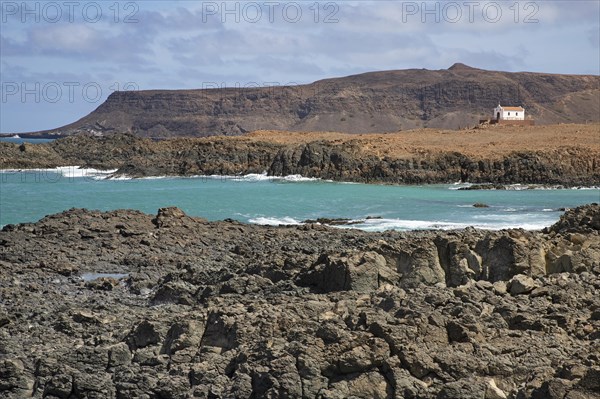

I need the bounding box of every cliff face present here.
[0,205,599,398]
[30,64,600,137]
[2,125,599,186]
[267,144,599,185]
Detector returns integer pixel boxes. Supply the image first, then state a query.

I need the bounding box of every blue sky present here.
[1,0,599,133]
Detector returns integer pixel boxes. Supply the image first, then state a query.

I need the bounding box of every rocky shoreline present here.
[0,204,599,398]
[1,127,599,186]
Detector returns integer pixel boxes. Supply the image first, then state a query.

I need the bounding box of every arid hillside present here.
[247,123,600,158]
[19,64,600,137]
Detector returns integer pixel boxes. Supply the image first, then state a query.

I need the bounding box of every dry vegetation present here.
[247,123,600,159]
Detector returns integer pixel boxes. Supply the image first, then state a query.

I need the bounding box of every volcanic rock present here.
[0,205,598,398]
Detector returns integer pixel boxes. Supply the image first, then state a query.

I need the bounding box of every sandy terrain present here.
[248,123,600,158]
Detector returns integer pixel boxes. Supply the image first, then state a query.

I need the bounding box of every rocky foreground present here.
[2,124,600,186]
[0,205,599,398]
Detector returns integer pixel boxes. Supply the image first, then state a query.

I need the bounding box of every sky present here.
[1,0,599,133]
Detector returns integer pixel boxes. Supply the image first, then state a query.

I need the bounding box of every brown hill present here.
[25,64,600,137]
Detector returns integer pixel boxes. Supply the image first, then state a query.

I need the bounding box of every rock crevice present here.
[0,205,599,398]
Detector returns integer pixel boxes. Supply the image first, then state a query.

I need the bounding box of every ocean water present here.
[0,137,55,144]
[0,167,598,231]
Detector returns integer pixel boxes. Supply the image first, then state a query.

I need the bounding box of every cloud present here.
[4,1,598,74]
[3,24,156,67]
[537,1,600,25]
[588,26,600,49]
[29,24,97,52]
[1,0,598,133]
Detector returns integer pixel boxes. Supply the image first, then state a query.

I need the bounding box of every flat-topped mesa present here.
[16,65,600,137]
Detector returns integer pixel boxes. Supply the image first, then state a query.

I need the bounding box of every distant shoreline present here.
[2,167,600,192]
[1,124,599,187]
[0,133,63,140]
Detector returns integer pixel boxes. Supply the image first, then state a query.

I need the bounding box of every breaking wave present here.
[246,216,551,231]
[248,216,302,226]
[0,166,118,179]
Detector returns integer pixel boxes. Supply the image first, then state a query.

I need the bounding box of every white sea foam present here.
[0,166,118,179]
[103,171,324,182]
[110,175,176,181]
[448,182,473,190]
[344,218,471,232]
[215,173,271,182]
[346,217,550,232]
[246,213,552,231]
[470,212,555,230]
[105,175,133,181]
[450,183,600,191]
[217,172,322,182]
[280,174,323,182]
[59,167,119,179]
[139,176,170,180]
[248,216,302,226]
[506,184,529,191]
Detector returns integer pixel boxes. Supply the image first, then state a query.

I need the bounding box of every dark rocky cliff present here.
[267,144,599,185]
[2,129,599,186]
[26,64,600,137]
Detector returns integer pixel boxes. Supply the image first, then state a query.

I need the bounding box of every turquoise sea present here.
[0,137,55,144]
[0,167,598,231]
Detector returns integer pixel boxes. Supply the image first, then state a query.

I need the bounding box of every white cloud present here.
[29,24,97,52]
[1,0,598,132]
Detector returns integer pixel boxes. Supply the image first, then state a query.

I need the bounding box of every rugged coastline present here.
[0,204,599,398]
[1,124,599,398]
[1,124,599,186]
